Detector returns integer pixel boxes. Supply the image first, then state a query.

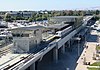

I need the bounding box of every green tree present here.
[15,16,23,20]
[64,10,74,16]
[4,13,12,22]
[36,17,42,21]
[28,18,33,22]
[60,11,66,16]
[95,10,99,15]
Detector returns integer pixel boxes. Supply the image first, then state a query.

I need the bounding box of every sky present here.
[0,0,100,11]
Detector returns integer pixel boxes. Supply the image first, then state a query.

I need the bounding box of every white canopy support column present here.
[30,63,35,70]
[68,40,71,48]
[61,44,65,54]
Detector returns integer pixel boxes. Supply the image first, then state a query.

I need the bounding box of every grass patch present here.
[90,62,100,66]
[87,67,100,70]
[96,46,100,50]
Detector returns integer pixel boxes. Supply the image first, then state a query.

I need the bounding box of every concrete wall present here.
[13,37,29,52]
[12,28,42,53]
[35,29,42,44]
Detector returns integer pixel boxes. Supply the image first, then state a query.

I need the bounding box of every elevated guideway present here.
[0,16,94,70]
[15,42,56,70]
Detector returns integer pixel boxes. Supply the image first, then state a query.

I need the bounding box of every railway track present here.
[0,44,13,57]
[1,54,34,70]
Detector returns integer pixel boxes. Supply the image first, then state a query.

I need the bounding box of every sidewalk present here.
[75,30,98,70]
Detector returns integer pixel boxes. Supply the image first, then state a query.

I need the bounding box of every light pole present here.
[85,32,87,46]
[78,38,80,56]
[97,30,99,43]
[78,34,81,56]
[98,32,99,43]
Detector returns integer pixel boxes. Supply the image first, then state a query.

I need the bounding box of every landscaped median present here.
[87,62,100,70]
[87,67,100,70]
[96,45,100,53]
[90,62,100,66]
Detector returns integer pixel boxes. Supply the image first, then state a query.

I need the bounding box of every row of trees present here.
[3,10,100,22]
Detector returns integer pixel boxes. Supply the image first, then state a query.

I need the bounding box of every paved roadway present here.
[76,28,98,70]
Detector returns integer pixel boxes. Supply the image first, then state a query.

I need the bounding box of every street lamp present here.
[77,33,81,56]
[78,37,81,56]
[85,31,87,46]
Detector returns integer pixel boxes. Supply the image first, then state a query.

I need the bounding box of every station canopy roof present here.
[49,16,83,24]
[47,24,69,30]
[10,25,46,31]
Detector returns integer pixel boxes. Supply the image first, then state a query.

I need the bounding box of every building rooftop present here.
[10,25,45,31]
[51,16,83,19]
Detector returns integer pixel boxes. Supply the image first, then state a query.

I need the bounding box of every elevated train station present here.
[0,16,95,70]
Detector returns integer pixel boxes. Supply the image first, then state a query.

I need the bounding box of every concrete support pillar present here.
[71,37,74,45]
[61,44,65,54]
[70,39,71,46]
[30,63,35,70]
[78,40,80,56]
[53,47,58,63]
[65,42,67,47]
[68,40,71,48]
